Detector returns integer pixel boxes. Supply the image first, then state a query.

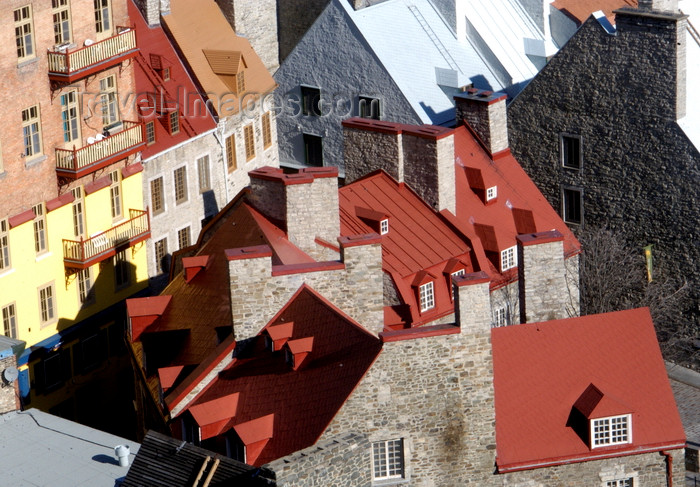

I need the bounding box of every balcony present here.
[47,27,138,84]
[55,121,146,180]
[63,209,151,269]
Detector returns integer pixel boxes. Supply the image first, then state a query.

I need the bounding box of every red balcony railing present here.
[48,27,138,83]
[63,209,151,269]
[55,121,145,179]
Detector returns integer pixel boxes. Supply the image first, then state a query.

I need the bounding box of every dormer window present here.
[500,246,517,272]
[592,414,631,448]
[486,186,497,201]
[285,348,294,367]
[419,282,434,312]
[380,219,389,235]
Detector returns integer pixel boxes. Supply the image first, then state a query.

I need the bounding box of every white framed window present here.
[33,204,47,254]
[94,0,112,35]
[380,219,389,235]
[605,479,633,487]
[77,267,95,305]
[197,155,211,192]
[99,75,119,126]
[38,283,56,325]
[2,303,17,339]
[14,6,35,62]
[371,439,404,481]
[486,186,497,201]
[450,269,465,299]
[500,246,516,272]
[419,282,435,312]
[174,166,188,204]
[493,307,507,327]
[592,414,631,448]
[22,105,43,158]
[61,90,80,143]
[52,0,72,45]
[71,187,85,237]
[0,219,10,271]
[109,170,122,220]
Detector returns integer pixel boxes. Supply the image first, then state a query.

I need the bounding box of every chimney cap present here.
[455,89,508,105]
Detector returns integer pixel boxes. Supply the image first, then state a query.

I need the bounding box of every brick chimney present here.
[614,2,687,119]
[517,230,569,323]
[342,119,456,214]
[455,89,509,156]
[248,167,340,261]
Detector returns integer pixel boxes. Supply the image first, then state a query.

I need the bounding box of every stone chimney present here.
[454,271,492,333]
[614,2,687,119]
[248,167,340,261]
[342,119,456,214]
[0,340,23,414]
[455,89,509,155]
[134,0,170,26]
[517,230,569,323]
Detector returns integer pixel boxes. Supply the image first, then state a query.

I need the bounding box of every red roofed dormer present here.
[412,270,438,314]
[126,295,172,342]
[189,392,240,441]
[182,255,212,283]
[573,384,634,450]
[284,337,314,371]
[464,166,497,205]
[356,206,390,235]
[443,258,468,300]
[264,322,294,351]
[233,414,274,466]
[158,365,185,394]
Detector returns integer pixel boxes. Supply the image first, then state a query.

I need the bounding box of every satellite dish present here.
[3,367,18,384]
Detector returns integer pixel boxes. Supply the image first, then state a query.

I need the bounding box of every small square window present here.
[486,186,497,201]
[561,134,582,169]
[562,187,582,225]
[301,86,321,116]
[419,282,435,312]
[372,439,404,481]
[380,219,389,235]
[303,133,323,167]
[592,414,631,448]
[500,246,517,272]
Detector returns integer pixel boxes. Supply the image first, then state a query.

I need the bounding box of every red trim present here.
[496,441,686,473]
[454,271,490,286]
[517,230,565,247]
[8,209,35,229]
[314,237,340,252]
[46,193,74,212]
[300,166,338,178]
[338,234,382,248]
[249,167,314,185]
[225,245,273,261]
[381,324,460,342]
[271,261,345,276]
[454,89,508,106]
[492,148,512,161]
[403,125,454,141]
[341,117,453,140]
[84,176,111,195]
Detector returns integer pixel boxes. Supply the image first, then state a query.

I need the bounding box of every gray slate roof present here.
[0,409,138,486]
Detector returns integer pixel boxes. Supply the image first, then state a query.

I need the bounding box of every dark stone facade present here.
[507,8,699,327]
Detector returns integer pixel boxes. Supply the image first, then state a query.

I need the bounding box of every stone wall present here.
[403,133,455,214]
[455,91,509,155]
[344,127,403,184]
[273,0,421,174]
[215,0,280,72]
[277,0,330,62]
[133,0,170,26]
[0,355,19,414]
[507,10,699,327]
[267,432,371,486]
[228,237,384,340]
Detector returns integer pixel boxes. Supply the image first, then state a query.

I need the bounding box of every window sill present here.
[372,478,409,486]
[40,318,58,329]
[17,57,39,69]
[25,155,47,169]
[0,268,16,279]
[35,252,52,263]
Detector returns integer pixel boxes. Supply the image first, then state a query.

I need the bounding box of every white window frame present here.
[60,89,80,143]
[500,246,517,272]
[33,203,47,255]
[0,219,10,271]
[14,6,35,62]
[493,306,507,327]
[419,281,435,312]
[99,75,119,127]
[94,0,112,36]
[486,186,497,201]
[38,282,57,326]
[22,105,43,158]
[380,219,389,235]
[371,439,404,481]
[71,187,85,237]
[109,170,122,221]
[450,269,465,299]
[605,479,634,487]
[52,0,72,46]
[591,414,631,448]
[2,303,18,339]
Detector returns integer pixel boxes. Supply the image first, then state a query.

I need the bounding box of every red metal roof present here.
[179,285,382,466]
[340,172,474,328]
[552,0,637,25]
[129,0,216,159]
[492,307,686,472]
[449,125,580,280]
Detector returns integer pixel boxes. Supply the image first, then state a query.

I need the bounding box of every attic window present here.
[149,53,171,82]
[500,246,517,272]
[380,219,389,235]
[419,282,435,312]
[592,414,631,448]
[202,49,247,95]
[486,186,497,201]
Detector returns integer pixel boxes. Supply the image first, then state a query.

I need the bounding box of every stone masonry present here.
[133,0,170,26]
[0,356,19,414]
[455,90,509,155]
[507,3,699,326]
[227,235,384,341]
[517,230,571,323]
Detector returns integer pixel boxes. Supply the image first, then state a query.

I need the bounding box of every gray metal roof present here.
[0,409,139,486]
[666,361,700,447]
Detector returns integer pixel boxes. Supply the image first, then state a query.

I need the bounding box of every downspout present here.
[662,451,673,487]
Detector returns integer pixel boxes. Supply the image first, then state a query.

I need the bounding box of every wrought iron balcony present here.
[47,27,138,84]
[63,209,151,269]
[55,121,145,180]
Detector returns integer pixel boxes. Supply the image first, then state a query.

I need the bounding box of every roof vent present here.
[114,445,130,467]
